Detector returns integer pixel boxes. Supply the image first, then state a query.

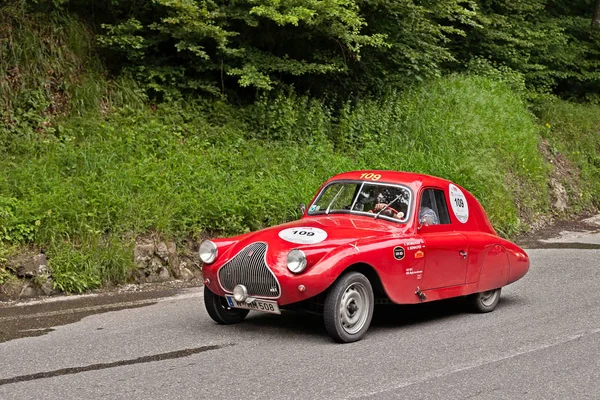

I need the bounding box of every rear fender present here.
[476,241,530,292]
[477,244,509,292]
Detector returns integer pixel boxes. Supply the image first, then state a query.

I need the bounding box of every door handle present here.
[459,250,467,259]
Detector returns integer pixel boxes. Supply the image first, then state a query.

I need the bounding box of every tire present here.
[324,272,374,343]
[468,288,501,313]
[204,286,249,324]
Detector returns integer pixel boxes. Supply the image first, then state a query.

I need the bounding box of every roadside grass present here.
[49,237,134,293]
[336,76,550,236]
[1,75,556,291]
[536,99,600,213]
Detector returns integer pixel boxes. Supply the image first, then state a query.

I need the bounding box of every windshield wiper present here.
[374,194,402,219]
[325,186,345,215]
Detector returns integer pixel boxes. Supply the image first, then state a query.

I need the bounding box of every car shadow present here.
[233,311,328,344]
[371,297,468,328]
[237,298,470,341]
[217,295,526,343]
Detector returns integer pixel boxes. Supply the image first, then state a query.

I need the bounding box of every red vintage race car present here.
[200,170,529,343]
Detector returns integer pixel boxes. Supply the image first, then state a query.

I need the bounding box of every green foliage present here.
[14,0,599,99]
[335,75,550,235]
[90,0,482,97]
[92,0,385,95]
[245,92,332,142]
[351,0,480,92]
[0,268,11,285]
[0,3,146,139]
[3,0,600,297]
[453,0,600,98]
[465,57,527,95]
[536,99,600,211]
[0,197,40,243]
[1,76,551,250]
[49,237,134,294]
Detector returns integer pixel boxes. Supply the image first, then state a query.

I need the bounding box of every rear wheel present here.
[324,272,374,343]
[204,286,249,324]
[468,288,501,313]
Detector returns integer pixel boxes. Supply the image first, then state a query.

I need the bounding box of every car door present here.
[417,188,469,290]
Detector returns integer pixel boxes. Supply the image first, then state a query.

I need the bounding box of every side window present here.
[419,188,451,225]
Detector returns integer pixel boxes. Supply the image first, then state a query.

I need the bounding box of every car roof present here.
[321,170,496,235]
[325,170,455,190]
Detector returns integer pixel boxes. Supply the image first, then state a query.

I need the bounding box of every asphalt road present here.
[1,231,600,399]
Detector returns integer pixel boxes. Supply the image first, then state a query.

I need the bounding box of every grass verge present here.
[536,99,600,214]
[1,75,558,291]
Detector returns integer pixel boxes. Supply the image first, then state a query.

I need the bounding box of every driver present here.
[369,189,403,218]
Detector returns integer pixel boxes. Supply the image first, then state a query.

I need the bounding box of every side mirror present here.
[299,203,306,214]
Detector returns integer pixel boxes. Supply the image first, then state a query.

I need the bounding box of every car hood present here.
[224,215,408,258]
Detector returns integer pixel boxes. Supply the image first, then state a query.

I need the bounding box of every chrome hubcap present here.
[339,282,370,334]
[480,290,498,307]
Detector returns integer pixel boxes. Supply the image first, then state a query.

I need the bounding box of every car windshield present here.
[308,181,412,222]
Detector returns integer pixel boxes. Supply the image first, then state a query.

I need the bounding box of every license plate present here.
[225,295,281,315]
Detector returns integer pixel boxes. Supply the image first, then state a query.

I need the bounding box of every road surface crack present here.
[0,343,235,386]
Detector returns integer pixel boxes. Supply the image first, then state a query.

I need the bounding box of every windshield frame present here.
[307,180,414,224]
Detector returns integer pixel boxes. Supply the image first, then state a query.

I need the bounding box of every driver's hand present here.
[373,203,386,211]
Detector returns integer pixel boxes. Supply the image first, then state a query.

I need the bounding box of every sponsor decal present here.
[414,250,425,259]
[393,246,405,260]
[449,184,469,223]
[405,268,424,276]
[278,227,328,244]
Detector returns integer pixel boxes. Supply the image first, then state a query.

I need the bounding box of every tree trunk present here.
[593,0,600,29]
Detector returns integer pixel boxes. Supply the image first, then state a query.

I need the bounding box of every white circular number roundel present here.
[449,184,469,223]
[278,227,328,244]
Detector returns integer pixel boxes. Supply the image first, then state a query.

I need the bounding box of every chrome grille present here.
[218,242,280,298]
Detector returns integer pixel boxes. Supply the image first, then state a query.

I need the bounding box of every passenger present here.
[419,206,439,226]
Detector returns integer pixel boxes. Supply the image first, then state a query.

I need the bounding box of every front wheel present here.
[204,286,249,324]
[324,272,374,343]
[468,288,501,313]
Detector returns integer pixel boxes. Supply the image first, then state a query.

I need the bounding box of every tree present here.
[96,0,386,98]
[594,0,600,28]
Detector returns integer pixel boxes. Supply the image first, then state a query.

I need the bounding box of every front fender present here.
[296,236,421,305]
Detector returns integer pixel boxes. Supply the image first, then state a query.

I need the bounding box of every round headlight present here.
[287,249,307,274]
[233,284,248,302]
[199,240,218,264]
